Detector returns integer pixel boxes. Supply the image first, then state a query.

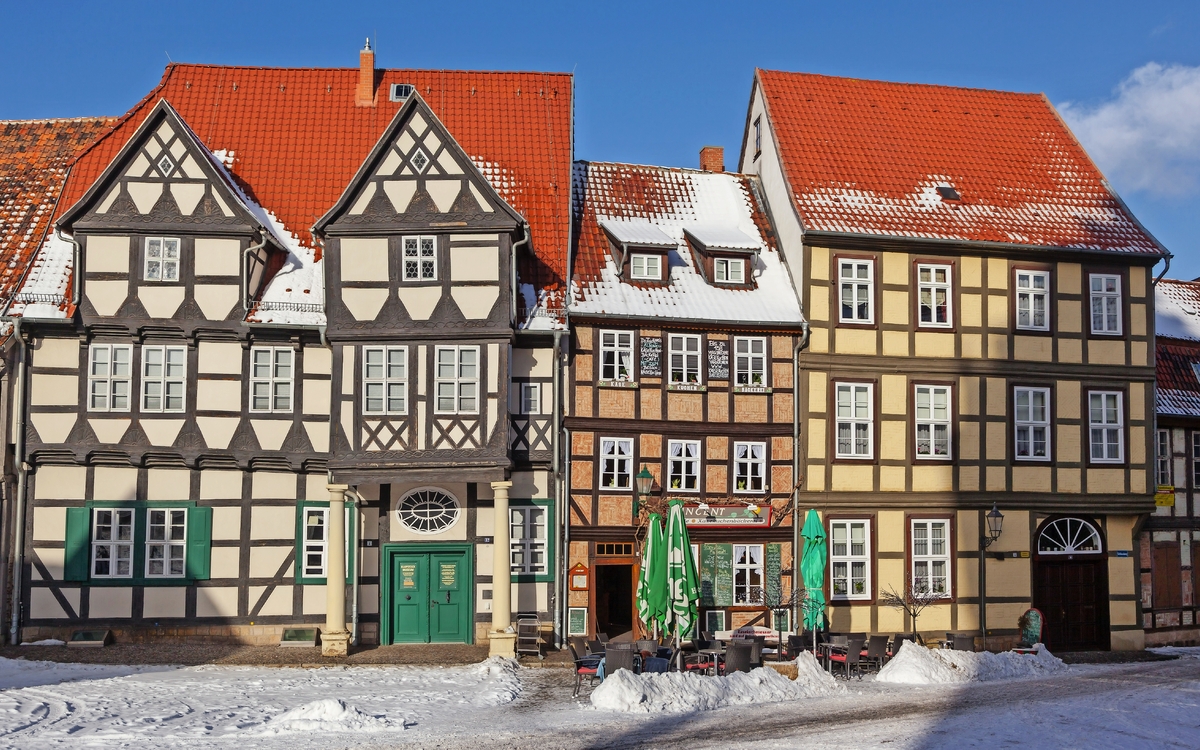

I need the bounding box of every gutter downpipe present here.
[6,319,27,645]
[510,222,530,326]
[344,488,366,646]
[551,328,563,648]
[241,231,269,312]
[1153,254,1173,286]
[56,229,82,306]
[793,320,809,632]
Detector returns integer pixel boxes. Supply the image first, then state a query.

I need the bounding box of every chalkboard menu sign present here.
[765,543,782,606]
[640,337,662,377]
[707,339,729,380]
[699,543,734,607]
[568,607,588,636]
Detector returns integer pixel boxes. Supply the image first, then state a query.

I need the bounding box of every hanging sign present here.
[569,563,589,591]
[1156,485,1176,507]
[684,504,771,528]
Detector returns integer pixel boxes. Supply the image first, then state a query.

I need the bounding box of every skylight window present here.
[936,186,961,201]
[1192,362,1200,386]
[390,83,415,102]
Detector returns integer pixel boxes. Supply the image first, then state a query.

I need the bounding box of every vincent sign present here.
[684,504,771,528]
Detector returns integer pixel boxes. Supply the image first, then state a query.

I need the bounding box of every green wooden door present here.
[429,551,469,643]
[392,554,429,643]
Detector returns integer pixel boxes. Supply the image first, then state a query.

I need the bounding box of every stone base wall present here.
[21,623,326,646]
[1145,627,1200,648]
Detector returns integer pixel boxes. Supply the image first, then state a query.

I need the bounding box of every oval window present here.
[1037,517,1103,555]
[397,488,460,534]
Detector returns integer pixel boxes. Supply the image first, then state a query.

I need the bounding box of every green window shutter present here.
[63,507,91,582]
[186,506,212,580]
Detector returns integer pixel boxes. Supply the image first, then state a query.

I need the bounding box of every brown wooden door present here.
[1034,558,1108,651]
[1153,542,1182,610]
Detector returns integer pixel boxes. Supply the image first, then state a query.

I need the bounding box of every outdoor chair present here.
[741,636,766,667]
[949,633,975,651]
[603,643,641,676]
[569,640,602,697]
[889,634,915,657]
[585,640,603,655]
[636,639,659,658]
[828,636,866,679]
[862,635,889,671]
[568,636,589,657]
[597,632,611,643]
[786,634,808,659]
[722,640,755,675]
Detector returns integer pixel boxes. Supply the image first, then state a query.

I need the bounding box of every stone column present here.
[489,480,516,658]
[322,483,350,657]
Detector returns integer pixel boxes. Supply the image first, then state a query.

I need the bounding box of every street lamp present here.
[634,466,655,522]
[979,502,1005,644]
[983,503,1004,550]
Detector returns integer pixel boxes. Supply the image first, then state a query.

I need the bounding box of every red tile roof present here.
[1157,341,1200,418]
[54,63,572,293]
[0,117,115,308]
[754,70,1164,255]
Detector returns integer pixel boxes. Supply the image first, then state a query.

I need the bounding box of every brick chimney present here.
[700,146,724,173]
[356,38,376,107]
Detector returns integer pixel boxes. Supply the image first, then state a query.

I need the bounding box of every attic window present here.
[1192,362,1200,386]
[631,254,662,281]
[936,186,961,202]
[390,83,415,102]
[157,155,175,177]
[715,257,745,284]
[411,148,430,173]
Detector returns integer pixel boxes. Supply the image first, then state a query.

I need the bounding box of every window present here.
[1014,387,1051,460]
[145,508,187,578]
[838,259,874,323]
[600,438,633,490]
[1015,270,1050,331]
[519,383,540,415]
[1157,429,1172,487]
[631,254,662,280]
[1088,391,1123,462]
[397,489,460,534]
[363,346,407,415]
[435,346,478,414]
[599,330,634,382]
[733,544,764,604]
[1192,432,1200,488]
[668,334,702,384]
[402,236,437,281]
[917,264,952,327]
[250,347,294,413]
[88,344,132,412]
[835,383,873,458]
[733,441,765,493]
[667,440,701,491]
[511,506,548,575]
[753,116,762,156]
[144,237,180,281]
[830,520,870,600]
[715,257,745,283]
[141,345,186,412]
[91,508,134,578]
[1090,274,1122,335]
[302,507,329,577]
[733,337,766,387]
[911,520,950,597]
[914,385,951,459]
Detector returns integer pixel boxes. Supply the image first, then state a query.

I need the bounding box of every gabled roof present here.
[1156,278,1200,343]
[1155,278,1200,418]
[38,63,571,324]
[571,161,804,327]
[0,117,115,315]
[751,70,1165,256]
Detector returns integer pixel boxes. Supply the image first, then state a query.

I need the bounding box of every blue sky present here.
[3,1,1198,276]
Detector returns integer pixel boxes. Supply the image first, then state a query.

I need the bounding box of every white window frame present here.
[87,344,132,412]
[829,519,871,601]
[753,116,762,157]
[1089,274,1122,335]
[599,330,635,382]
[141,345,186,413]
[1015,270,1050,331]
[630,253,662,281]
[667,439,701,492]
[301,506,350,578]
[914,384,952,459]
[1088,391,1124,463]
[733,543,764,604]
[916,263,953,328]
[733,441,766,493]
[911,519,951,598]
[519,382,541,415]
[1155,428,1170,486]
[714,257,745,283]
[599,437,633,490]
[250,346,294,413]
[435,346,479,414]
[91,508,134,579]
[143,237,180,282]
[402,235,438,281]
[1191,431,1200,488]
[838,259,874,324]
[733,337,767,387]
[668,334,702,385]
[145,508,187,578]
[362,345,407,415]
[835,382,874,459]
[1014,386,1052,461]
[510,505,548,575]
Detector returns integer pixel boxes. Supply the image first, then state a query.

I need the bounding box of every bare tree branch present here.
[880,579,946,642]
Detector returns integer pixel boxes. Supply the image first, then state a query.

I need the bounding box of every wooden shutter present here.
[1153,542,1182,610]
[63,507,91,581]
[186,506,212,580]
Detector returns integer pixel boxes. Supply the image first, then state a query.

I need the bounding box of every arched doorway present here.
[1032,517,1110,651]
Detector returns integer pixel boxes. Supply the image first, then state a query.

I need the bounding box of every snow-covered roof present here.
[571,162,804,326]
[684,224,761,252]
[1156,278,1200,343]
[600,219,677,248]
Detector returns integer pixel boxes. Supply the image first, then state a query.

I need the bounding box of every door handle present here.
[431,600,436,608]
[446,592,451,604]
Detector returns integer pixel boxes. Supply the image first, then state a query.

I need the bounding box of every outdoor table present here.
[817,642,845,673]
[698,647,725,676]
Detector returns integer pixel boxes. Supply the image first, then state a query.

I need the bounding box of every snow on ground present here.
[1150,645,1200,659]
[876,641,1068,684]
[591,653,840,713]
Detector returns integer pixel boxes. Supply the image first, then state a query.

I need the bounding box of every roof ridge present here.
[163,62,572,77]
[0,116,116,125]
[577,159,748,178]
[757,68,1045,98]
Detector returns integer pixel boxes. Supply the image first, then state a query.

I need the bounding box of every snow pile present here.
[1149,646,1200,659]
[591,657,840,713]
[260,698,398,734]
[20,639,66,646]
[471,657,523,705]
[876,641,1068,684]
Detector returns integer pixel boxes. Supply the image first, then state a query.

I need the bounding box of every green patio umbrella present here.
[636,513,668,636]
[800,509,827,639]
[665,500,700,653]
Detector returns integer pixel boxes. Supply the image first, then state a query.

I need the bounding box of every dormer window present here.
[683,225,760,289]
[715,257,745,284]
[631,253,662,281]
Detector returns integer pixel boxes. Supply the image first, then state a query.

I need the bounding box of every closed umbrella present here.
[636,513,667,636]
[800,509,827,645]
[665,500,700,661]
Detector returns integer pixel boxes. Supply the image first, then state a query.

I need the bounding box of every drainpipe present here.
[55,229,82,306]
[562,427,572,642]
[241,231,269,312]
[792,321,809,634]
[344,488,366,646]
[510,222,530,326]
[1152,254,1172,286]
[7,320,28,645]
[550,329,563,648]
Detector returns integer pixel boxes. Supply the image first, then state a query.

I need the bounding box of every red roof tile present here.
[754,71,1164,254]
[55,63,571,291]
[0,117,115,307]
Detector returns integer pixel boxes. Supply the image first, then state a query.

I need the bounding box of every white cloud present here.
[1059,63,1200,198]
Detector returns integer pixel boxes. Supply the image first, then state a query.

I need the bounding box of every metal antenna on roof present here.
[165,50,173,63]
